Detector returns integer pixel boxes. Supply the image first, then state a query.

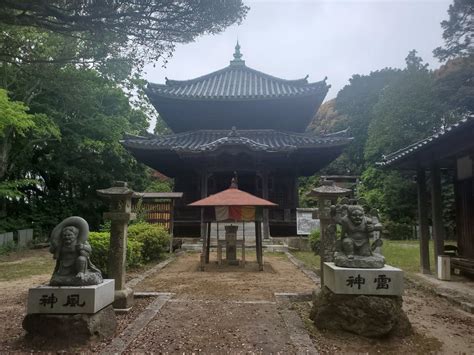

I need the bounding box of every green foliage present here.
[145,179,173,193]
[0,241,16,256]
[382,220,414,240]
[358,167,417,223]
[128,222,171,262]
[365,51,443,162]
[0,88,59,202]
[433,0,473,61]
[0,179,37,199]
[2,66,153,231]
[0,2,248,74]
[434,56,474,116]
[332,68,402,174]
[308,229,321,255]
[298,175,320,208]
[88,232,143,275]
[307,99,348,135]
[89,222,170,275]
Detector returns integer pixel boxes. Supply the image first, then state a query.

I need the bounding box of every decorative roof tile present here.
[122,128,352,153]
[146,45,328,101]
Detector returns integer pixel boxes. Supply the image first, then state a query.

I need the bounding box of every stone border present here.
[285,251,320,285]
[126,253,179,289]
[406,274,474,314]
[275,293,318,355]
[104,293,174,354]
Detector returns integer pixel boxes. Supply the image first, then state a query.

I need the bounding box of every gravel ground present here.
[1,250,474,354]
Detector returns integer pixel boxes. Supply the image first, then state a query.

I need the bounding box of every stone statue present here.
[49,216,103,286]
[332,198,384,268]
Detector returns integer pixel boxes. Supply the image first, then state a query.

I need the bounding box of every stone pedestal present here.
[23,280,116,340]
[437,255,451,281]
[27,279,114,314]
[310,286,412,338]
[23,305,116,341]
[311,263,410,337]
[225,225,238,265]
[323,262,404,296]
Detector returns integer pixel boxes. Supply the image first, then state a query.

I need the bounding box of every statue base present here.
[23,304,116,341]
[323,262,403,296]
[310,286,412,338]
[27,279,115,314]
[334,252,385,268]
[113,287,134,310]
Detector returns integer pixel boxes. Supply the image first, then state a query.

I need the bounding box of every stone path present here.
[106,252,318,354]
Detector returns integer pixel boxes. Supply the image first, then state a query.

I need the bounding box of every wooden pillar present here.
[169,199,175,254]
[242,222,246,266]
[294,176,299,208]
[255,221,263,270]
[200,171,208,271]
[417,166,431,274]
[261,171,270,239]
[206,221,211,264]
[430,162,445,269]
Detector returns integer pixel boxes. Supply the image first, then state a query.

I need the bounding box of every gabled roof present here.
[378,115,474,169]
[146,43,328,101]
[122,128,351,153]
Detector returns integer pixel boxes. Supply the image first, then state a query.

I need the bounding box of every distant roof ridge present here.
[145,128,334,139]
[155,64,321,88]
[379,115,474,167]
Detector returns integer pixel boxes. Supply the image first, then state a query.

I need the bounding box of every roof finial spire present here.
[234,41,242,60]
[230,41,245,66]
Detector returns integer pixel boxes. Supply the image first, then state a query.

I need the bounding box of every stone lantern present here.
[97,181,136,310]
[310,180,351,284]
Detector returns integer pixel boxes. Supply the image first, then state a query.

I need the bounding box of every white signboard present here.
[296,208,320,235]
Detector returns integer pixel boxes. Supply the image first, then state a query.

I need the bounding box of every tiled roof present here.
[378,116,474,167]
[122,128,351,153]
[146,62,328,101]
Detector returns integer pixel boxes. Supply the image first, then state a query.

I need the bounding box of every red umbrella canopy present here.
[188,184,277,207]
[188,179,276,221]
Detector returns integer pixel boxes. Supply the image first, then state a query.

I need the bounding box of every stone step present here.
[181,243,288,253]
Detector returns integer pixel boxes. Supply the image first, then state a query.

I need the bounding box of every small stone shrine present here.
[23,216,116,341]
[225,225,239,265]
[310,196,411,338]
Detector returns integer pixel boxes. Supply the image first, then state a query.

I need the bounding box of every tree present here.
[0,89,58,196]
[434,55,474,116]
[365,51,443,162]
[0,1,248,71]
[434,0,473,61]
[2,66,152,232]
[330,68,401,174]
[307,99,348,135]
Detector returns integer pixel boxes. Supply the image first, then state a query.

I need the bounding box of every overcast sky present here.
[144,0,451,102]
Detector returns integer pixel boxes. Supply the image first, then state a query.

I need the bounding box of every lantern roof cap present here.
[97,181,134,198]
[310,180,351,196]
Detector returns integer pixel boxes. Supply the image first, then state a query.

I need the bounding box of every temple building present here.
[123,43,351,237]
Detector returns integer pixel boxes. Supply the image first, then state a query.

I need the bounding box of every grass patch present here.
[291,240,440,274]
[383,240,435,273]
[0,250,54,281]
[291,251,320,270]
